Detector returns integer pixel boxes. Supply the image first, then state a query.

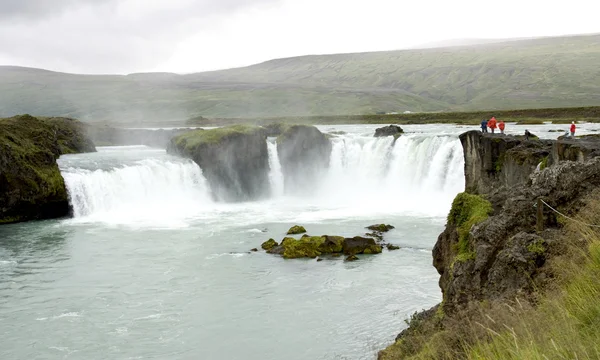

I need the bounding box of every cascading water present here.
[59,148,213,227]
[58,133,464,225]
[267,138,284,198]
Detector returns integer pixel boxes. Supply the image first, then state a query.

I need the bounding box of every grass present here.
[171,124,262,150]
[380,195,600,360]
[447,193,493,261]
[1,34,600,123]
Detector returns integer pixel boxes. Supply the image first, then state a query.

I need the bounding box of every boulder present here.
[287,225,307,235]
[343,236,383,255]
[261,239,278,251]
[0,115,97,224]
[386,244,400,251]
[366,224,395,232]
[345,255,359,261]
[281,236,325,259]
[374,125,404,138]
[168,125,270,202]
[276,125,332,194]
[250,248,258,252]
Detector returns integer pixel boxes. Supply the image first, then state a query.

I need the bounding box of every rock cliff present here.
[167,125,270,202]
[276,125,332,194]
[380,131,600,358]
[0,115,96,224]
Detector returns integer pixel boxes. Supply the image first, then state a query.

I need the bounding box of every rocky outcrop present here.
[381,130,600,358]
[276,125,332,194]
[167,125,270,202]
[88,125,190,148]
[552,134,600,164]
[0,115,96,224]
[286,225,306,235]
[374,125,403,138]
[460,131,552,195]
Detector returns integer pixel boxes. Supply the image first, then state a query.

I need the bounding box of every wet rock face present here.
[168,125,270,202]
[434,154,600,312]
[276,125,332,194]
[552,134,600,165]
[460,131,552,194]
[374,125,403,137]
[0,115,97,224]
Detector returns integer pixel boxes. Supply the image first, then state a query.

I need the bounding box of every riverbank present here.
[105,106,600,128]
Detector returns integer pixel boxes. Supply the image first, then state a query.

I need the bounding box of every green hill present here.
[1,33,599,124]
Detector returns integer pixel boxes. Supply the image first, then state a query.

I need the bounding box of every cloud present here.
[0,0,599,74]
[0,0,281,73]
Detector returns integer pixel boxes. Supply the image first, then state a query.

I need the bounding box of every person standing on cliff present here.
[570,121,577,137]
[480,119,488,133]
[488,117,497,134]
[498,120,505,134]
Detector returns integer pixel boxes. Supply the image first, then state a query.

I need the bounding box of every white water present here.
[267,138,285,198]
[59,132,465,227]
[61,156,212,228]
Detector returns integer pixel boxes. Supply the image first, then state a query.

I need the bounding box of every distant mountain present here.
[1,33,599,124]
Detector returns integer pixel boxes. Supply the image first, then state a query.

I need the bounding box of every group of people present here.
[480,118,578,138]
[480,117,505,134]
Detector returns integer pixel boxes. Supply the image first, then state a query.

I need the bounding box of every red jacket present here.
[488,117,497,129]
[498,121,505,130]
[571,123,576,132]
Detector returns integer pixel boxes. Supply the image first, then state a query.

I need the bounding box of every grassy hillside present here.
[1,34,599,123]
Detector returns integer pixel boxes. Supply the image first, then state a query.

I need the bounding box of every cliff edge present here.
[380,131,600,359]
[0,115,96,224]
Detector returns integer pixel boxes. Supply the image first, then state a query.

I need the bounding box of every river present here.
[1,123,598,359]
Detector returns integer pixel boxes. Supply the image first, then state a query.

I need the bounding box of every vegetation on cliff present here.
[448,193,492,262]
[380,133,600,360]
[0,114,96,224]
[380,197,600,360]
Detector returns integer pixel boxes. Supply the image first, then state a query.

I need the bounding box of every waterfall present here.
[267,138,284,198]
[60,157,212,227]
[312,134,464,216]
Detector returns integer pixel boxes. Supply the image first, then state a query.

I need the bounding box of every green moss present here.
[261,238,279,251]
[174,125,263,150]
[366,224,395,232]
[282,236,326,259]
[448,193,493,261]
[494,153,505,173]
[363,245,383,254]
[318,236,344,253]
[540,156,549,170]
[287,225,307,235]
[528,239,546,255]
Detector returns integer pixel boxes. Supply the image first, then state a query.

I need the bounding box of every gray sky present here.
[0,0,599,74]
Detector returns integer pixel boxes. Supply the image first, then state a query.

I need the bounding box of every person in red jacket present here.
[488,117,497,134]
[498,120,505,134]
[570,121,576,137]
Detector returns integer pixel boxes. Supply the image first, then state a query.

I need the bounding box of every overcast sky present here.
[0,0,599,74]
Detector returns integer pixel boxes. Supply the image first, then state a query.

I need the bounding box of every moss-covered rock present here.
[447,192,493,260]
[167,125,270,202]
[318,235,344,253]
[386,244,401,251]
[287,225,307,235]
[0,114,96,224]
[343,236,383,255]
[261,238,278,251]
[345,255,359,261]
[282,236,326,259]
[366,224,395,232]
